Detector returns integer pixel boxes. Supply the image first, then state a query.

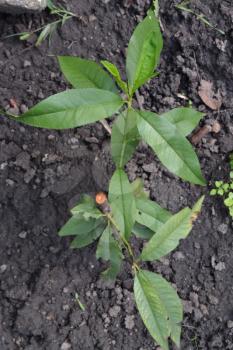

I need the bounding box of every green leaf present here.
[58,56,118,93]
[134,270,182,349]
[140,196,204,261]
[59,214,98,237]
[137,110,206,185]
[109,169,137,240]
[96,225,123,279]
[210,189,217,196]
[101,60,128,93]
[152,0,159,18]
[111,109,140,168]
[70,219,107,249]
[19,32,31,41]
[134,270,169,350]
[132,222,154,240]
[162,107,204,136]
[126,10,163,94]
[17,88,124,129]
[136,197,172,233]
[131,178,149,199]
[71,195,103,219]
[36,23,55,46]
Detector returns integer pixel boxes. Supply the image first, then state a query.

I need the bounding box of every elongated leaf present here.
[17,89,123,129]
[71,195,103,219]
[59,214,98,237]
[111,109,140,168]
[126,10,163,94]
[70,220,107,249]
[101,60,128,93]
[134,270,182,348]
[132,222,154,240]
[134,270,169,350]
[109,169,136,239]
[140,196,204,261]
[36,23,54,46]
[162,107,204,136]
[137,110,206,185]
[58,56,118,93]
[131,178,149,199]
[96,225,123,279]
[136,197,172,233]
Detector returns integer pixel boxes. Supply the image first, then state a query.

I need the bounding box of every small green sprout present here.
[175,1,225,35]
[4,0,78,46]
[74,293,85,311]
[211,153,233,218]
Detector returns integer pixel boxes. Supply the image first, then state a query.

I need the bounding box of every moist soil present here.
[0,0,233,349]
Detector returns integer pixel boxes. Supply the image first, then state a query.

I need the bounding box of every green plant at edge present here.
[210,153,233,218]
[3,9,207,350]
[175,1,225,35]
[5,0,78,46]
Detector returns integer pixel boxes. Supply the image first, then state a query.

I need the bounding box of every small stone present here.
[214,262,226,271]
[227,320,233,329]
[183,300,193,314]
[211,256,226,271]
[173,251,185,260]
[217,223,228,234]
[20,104,28,113]
[85,136,99,144]
[125,315,135,330]
[194,308,203,321]
[208,295,219,305]
[0,264,7,273]
[7,106,19,115]
[189,292,199,307]
[109,305,121,318]
[194,242,201,249]
[89,14,97,22]
[142,163,157,173]
[159,257,170,266]
[24,168,36,183]
[18,231,27,239]
[62,304,70,311]
[61,342,71,350]
[209,335,223,348]
[48,134,55,140]
[15,152,30,170]
[200,304,209,315]
[6,179,14,186]
[23,60,31,67]
[38,90,44,99]
[0,0,47,13]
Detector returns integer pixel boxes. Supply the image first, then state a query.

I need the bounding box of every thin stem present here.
[0,108,18,118]
[106,213,134,259]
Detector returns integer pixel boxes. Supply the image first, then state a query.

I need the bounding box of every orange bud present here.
[95,192,107,205]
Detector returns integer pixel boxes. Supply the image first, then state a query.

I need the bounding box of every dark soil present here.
[0,0,233,349]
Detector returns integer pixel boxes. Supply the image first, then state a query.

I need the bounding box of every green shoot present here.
[210,153,233,218]
[175,1,225,35]
[4,0,78,46]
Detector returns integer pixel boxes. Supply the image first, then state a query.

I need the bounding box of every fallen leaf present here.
[198,80,222,110]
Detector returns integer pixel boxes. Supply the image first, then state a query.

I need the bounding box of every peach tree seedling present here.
[7,9,206,350]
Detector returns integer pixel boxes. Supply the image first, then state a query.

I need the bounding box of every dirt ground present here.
[0,0,233,349]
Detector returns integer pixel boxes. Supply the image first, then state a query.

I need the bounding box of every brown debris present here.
[198,80,222,110]
[191,121,221,145]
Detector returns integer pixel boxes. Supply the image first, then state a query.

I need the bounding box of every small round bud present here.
[95,192,107,205]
